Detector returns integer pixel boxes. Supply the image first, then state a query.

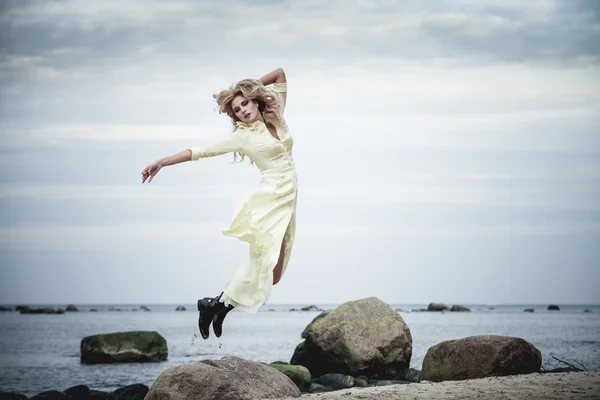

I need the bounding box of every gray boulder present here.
[146,356,300,400]
[548,304,560,311]
[291,297,412,379]
[421,335,542,382]
[301,310,331,338]
[80,331,167,364]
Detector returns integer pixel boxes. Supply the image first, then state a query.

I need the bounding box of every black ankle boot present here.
[197,294,227,339]
[212,305,234,338]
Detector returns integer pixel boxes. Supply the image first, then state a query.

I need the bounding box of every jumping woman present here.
[141,68,297,339]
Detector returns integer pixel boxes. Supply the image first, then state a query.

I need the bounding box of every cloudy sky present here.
[0,0,599,305]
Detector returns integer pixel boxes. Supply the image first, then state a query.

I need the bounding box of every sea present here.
[1,303,599,397]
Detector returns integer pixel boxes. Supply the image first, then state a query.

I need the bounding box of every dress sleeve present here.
[187,129,247,161]
[270,82,287,113]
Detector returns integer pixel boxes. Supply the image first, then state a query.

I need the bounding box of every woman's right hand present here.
[141,161,162,183]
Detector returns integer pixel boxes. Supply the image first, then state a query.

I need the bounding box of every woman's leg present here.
[273,236,287,285]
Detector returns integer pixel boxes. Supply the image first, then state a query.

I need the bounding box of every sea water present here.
[0,303,599,397]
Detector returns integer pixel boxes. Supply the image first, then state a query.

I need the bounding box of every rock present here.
[524,308,535,312]
[421,335,542,382]
[145,356,301,400]
[309,383,331,393]
[289,308,299,311]
[139,305,151,311]
[19,306,64,314]
[89,308,98,312]
[400,367,421,382]
[0,392,28,400]
[301,305,322,311]
[583,309,592,313]
[354,378,369,387]
[450,305,471,312]
[29,391,67,399]
[267,363,311,392]
[548,304,560,311]
[0,306,13,312]
[113,383,149,398]
[488,306,496,310]
[313,373,355,390]
[290,297,413,379]
[427,303,449,312]
[63,384,89,399]
[175,306,186,311]
[80,331,168,364]
[65,304,78,312]
[88,390,116,399]
[301,311,332,338]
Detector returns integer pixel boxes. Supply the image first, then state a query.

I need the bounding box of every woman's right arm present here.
[141,130,247,183]
[141,150,191,183]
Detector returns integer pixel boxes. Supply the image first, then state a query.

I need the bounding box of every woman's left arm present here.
[259,68,286,86]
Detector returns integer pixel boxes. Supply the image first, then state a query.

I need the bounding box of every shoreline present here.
[272,372,600,400]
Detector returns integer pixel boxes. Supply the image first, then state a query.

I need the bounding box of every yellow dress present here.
[187,83,297,313]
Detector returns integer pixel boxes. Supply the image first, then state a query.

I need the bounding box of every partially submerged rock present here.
[421,335,541,382]
[146,356,300,400]
[427,303,449,311]
[80,331,167,364]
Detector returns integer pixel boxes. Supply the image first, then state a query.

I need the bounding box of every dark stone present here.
[300,305,322,312]
[583,309,592,313]
[19,307,64,314]
[548,304,560,311]
[427,303,449,312]
[112,384,149,398]
[313,373,355,390]
[88,390,118,399]
[0,306,14,312]
[139,305,151,312]
[524,308,535,312]
[65,304,78,312]
[64,384,89,399]
[400,367,421,382]
[0,392,28,400]
[175,306,186,311]
[450,305,471,312]
[80,331,168,364]
[30,391,67,400]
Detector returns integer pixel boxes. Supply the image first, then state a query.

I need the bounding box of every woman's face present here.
[232,95,260,123]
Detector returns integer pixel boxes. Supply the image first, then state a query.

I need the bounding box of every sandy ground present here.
[271,372,600,400]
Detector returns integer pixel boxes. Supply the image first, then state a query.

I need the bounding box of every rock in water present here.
[145,356,301,400]
[421,335,542,382]
[267,363,312,392]
[80,331,167,364]
[290,297,412,379]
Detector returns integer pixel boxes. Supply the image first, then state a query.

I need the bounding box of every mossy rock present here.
[267,363,311,392]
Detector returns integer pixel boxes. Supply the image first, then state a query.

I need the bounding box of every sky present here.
[0,0,599,305]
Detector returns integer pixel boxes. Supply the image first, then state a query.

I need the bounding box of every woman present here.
[141,68,297,340]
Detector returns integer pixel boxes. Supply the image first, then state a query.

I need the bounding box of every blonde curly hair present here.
[214,79,287,163]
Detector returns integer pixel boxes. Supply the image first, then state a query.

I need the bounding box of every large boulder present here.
[146,356,301,400]
[301,311,331,338]
[290,297,412,379]
[421,335,542,382]
[80,331,167,364]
